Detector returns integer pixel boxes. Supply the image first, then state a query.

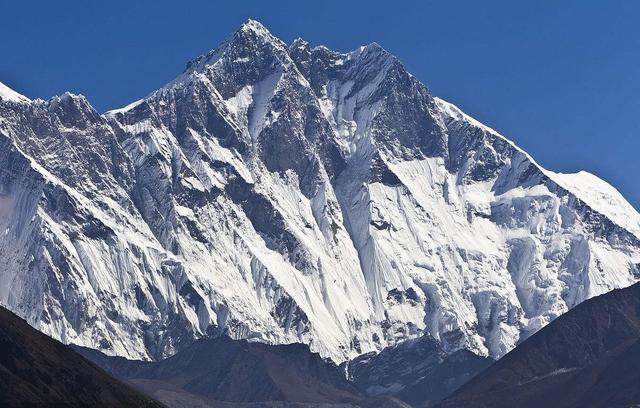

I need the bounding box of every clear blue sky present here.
[1,1,638,208]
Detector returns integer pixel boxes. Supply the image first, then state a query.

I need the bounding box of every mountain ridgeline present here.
[0,19,639,370]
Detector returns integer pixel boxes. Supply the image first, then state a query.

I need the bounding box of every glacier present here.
[0,19,638,363]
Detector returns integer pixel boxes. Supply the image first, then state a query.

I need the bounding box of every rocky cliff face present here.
[0,19,638,363]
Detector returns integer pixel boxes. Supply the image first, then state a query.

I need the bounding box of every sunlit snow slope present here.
[0,20,638,363]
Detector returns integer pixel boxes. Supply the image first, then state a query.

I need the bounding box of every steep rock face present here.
[0,20,639,363]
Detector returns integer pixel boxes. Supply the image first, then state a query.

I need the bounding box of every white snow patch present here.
[105,98,143,115]
[549,170,640,238]
[0,82,30,103]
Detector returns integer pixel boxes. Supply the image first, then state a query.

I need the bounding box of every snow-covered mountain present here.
[1,19,638,363]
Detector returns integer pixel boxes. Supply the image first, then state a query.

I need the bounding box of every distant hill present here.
[74,337,410,408]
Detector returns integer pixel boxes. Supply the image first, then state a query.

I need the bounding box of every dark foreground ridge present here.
[0,305,163,407]
[437,282,640,408]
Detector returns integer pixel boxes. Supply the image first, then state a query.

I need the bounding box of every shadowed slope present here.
[74,337,410,408]
[0,305,163,407]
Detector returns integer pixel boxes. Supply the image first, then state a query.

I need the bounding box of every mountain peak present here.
[363,41,384,51]
[290,37,310,50]
[181,18,286,77]
[230,18,284,49]
[349,41,393,62]
[238,18,271,37]
[3,18,640,370]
